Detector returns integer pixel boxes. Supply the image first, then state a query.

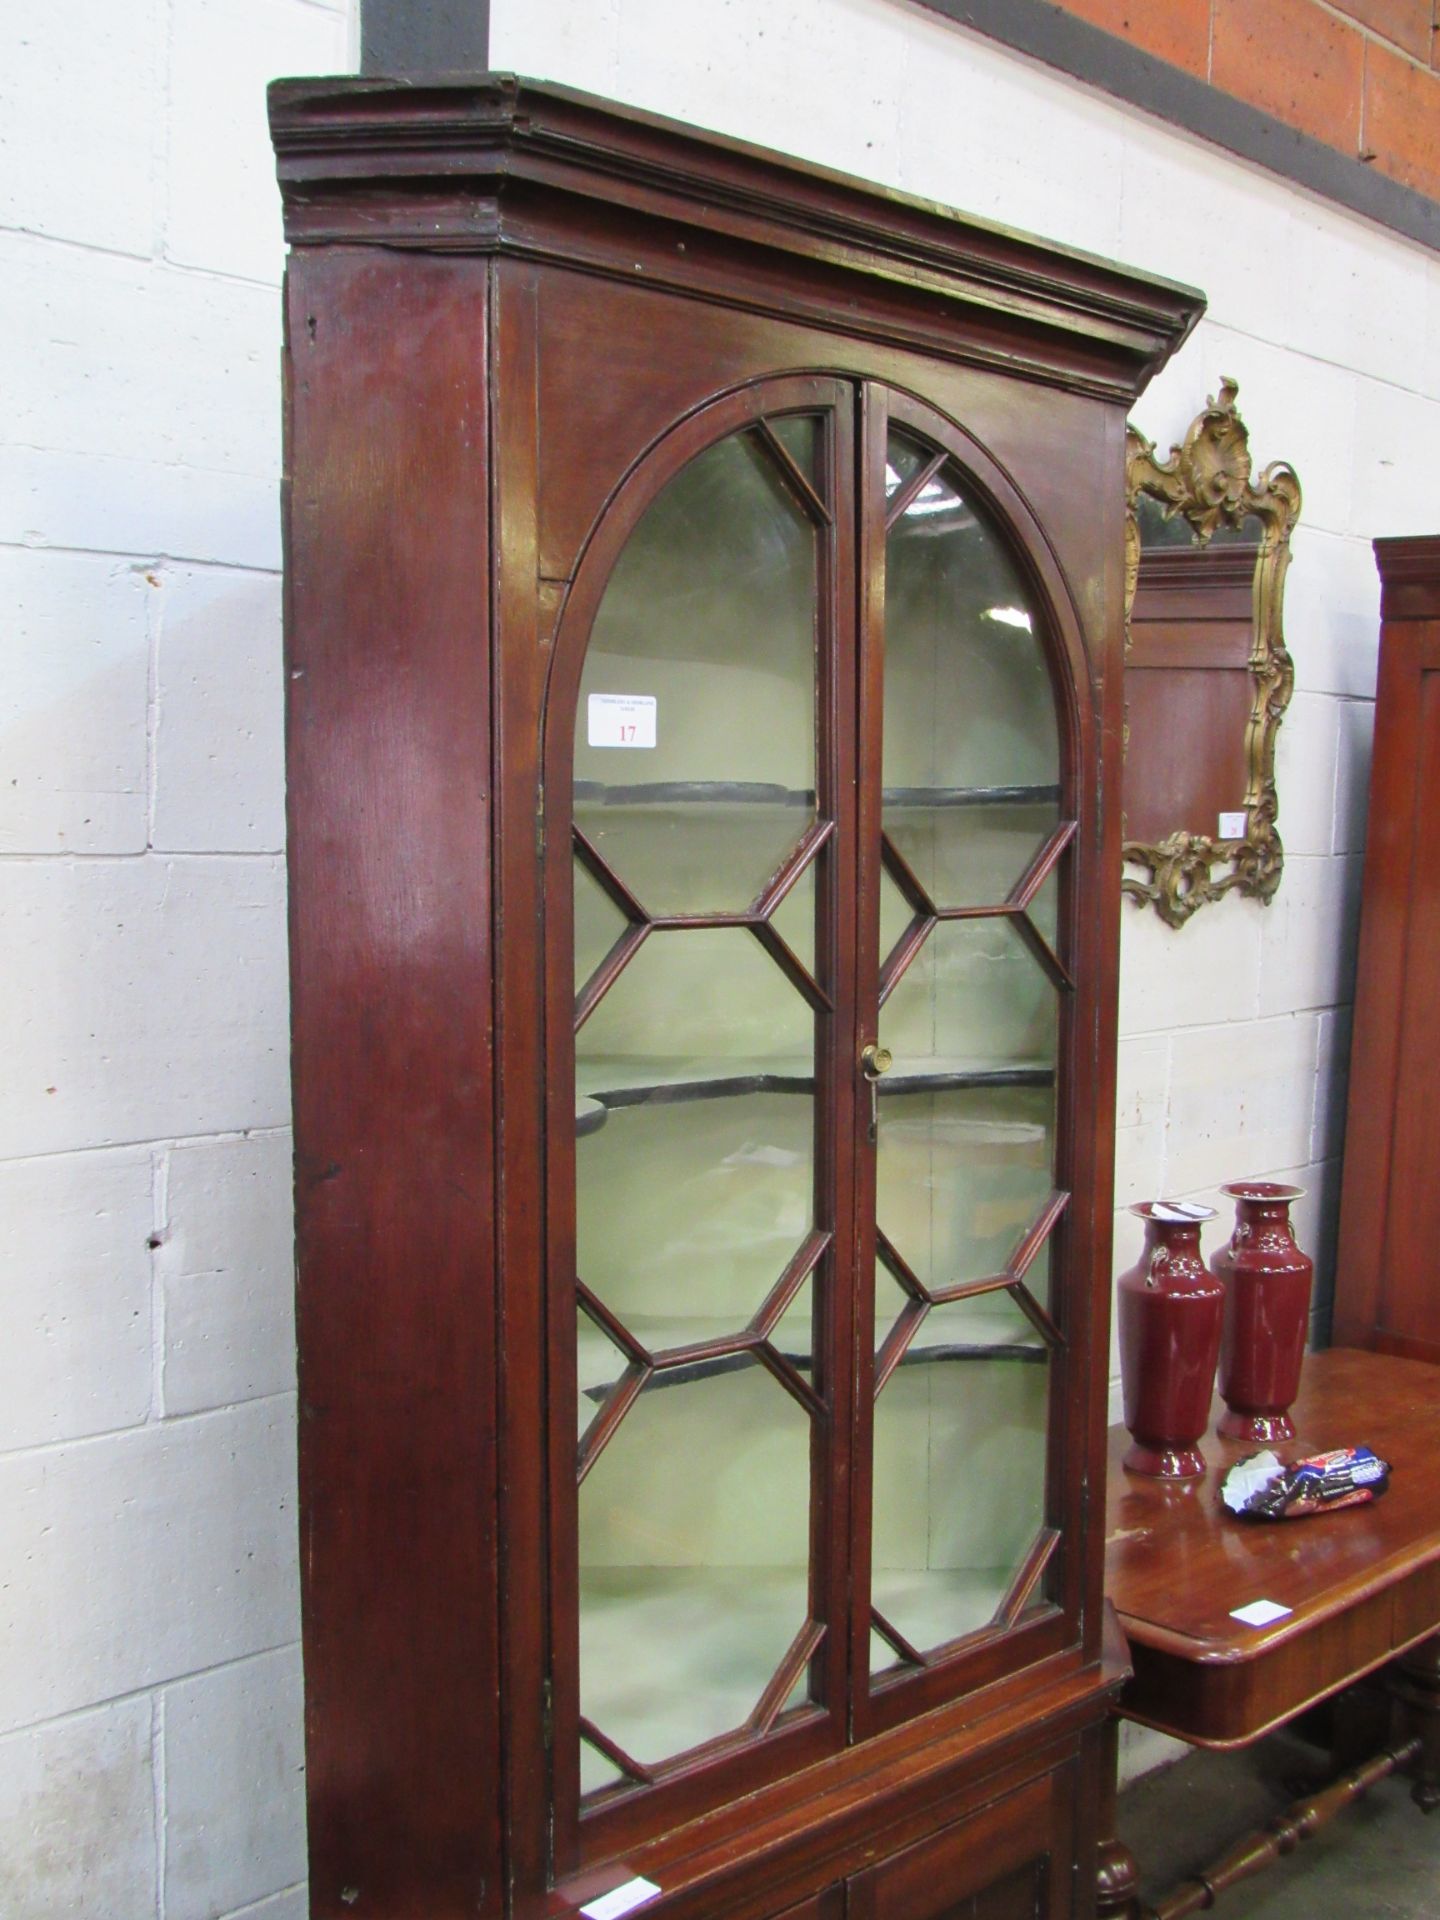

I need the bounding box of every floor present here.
[1117,1722,1440,1917]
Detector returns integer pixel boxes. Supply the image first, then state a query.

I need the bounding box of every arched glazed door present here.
[545,378,1089,1863]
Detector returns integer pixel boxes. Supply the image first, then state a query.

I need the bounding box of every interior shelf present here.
[575,780,815,809]
[882,783,1061,810]
[882,1059,1054,1095]
[574,1055,1054,1132]
[573,780,1060,810]
[578,1312,1044,1404]
[574,1055,816,1124]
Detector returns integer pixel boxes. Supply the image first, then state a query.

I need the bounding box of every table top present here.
[1105,1348,1440,1740]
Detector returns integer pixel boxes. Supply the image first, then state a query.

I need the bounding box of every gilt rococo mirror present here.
[1123,379,1302,927]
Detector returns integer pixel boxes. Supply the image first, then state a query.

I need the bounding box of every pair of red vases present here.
[1118,1185,1313,1478]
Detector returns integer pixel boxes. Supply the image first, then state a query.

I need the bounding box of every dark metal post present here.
[360,0,490,75]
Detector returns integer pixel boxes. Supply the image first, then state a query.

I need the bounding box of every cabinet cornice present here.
[269,75,1202,405]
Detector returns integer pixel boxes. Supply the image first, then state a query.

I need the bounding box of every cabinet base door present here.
[849,1770,1076,1920]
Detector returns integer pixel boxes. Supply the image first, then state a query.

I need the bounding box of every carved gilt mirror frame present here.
[1123,379,1302,927]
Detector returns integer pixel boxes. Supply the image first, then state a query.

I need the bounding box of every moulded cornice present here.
[1134,544,1261,594]
[269,74,1204,404]
[1374,536,1440,622]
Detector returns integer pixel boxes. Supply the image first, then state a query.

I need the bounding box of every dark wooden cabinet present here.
[269,75,1201,1920]
[1335,537,1440,1362]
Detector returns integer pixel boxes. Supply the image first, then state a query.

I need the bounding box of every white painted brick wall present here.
[160,1132,297,1418]
[3,855,290,1160]
[152,567,287,854]
[1,547,151,854]
[0,1698,158,1919]
[6,0,1438,1899]
[162,1646,307,1920]
[1,1147,154,1452]
[2,3,350,1916]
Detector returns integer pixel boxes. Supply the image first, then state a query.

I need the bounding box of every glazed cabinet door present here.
[541,373,1092,1870]
[856,397,1077,1735]
[549,380,858,1852]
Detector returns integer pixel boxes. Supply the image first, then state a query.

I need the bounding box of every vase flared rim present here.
[1130,1200,1216,1224]
[1220,1180,1306,1202]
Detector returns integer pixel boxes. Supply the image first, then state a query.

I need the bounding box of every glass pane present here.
[766,1272,814,1372]
[574,430,819,915]
[885,434,932,501]
[879,858,919,970]
[876,1086,1056,1295]
[870,1626,903,1676]
[579,1356,813,1768]
[575,857,629,999]
[767,855,818,978]
[870,1292,1050,1655]
[577,1301,637,1449]
[871,427,1062,1675]
[879,917,1058,1075]
[577,1094,814,1345]
[572,418,827,1791]
[574,790,814,921]
[579,1738,628,1798]
[1025,863,1060,950]
[769,413,820,484]
[907,1288,1046,1362]
[779,1665,812,1716]
[576,927,814,1105]
[884,799,1058,914]
[874,1261,916,1354]
[884,431,1057,795]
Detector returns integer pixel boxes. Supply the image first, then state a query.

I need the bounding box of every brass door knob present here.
[860,1044,893,1080]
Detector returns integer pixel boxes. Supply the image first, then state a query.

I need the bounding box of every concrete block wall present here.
[0,2,352,1915]
[4,0,1439,1903]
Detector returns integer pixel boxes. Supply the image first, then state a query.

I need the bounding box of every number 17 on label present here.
[588,693,657,749]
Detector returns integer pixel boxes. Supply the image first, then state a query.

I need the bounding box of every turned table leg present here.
[1389,1634,1440,1812]
[1095,1717,1145,1920]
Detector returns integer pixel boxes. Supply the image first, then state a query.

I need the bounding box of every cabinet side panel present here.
[284,250,502,1919]
[1334,619,1424,1352]
[1365,645,1440,1361]
[1075,405,1127,1659]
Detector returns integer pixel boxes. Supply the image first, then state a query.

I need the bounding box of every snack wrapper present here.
[1220,1445,1390,1521]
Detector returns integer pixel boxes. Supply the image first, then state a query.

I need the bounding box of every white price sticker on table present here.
[1229,1598,1292,1628]
[579,1877,661,1920]
[588,693,657,749]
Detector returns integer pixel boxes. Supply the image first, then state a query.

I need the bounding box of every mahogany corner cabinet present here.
[269,76,1203,1920]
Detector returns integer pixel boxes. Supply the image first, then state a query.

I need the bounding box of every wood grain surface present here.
[1335,538,1440,1365]
[1106,1347,1440,1745]
[274,72,1204,1920]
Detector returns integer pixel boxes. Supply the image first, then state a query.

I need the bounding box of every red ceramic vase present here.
[1118,1201,1223,1478]
[1213,1181,1313,1443]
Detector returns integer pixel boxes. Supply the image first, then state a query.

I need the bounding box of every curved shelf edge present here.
[580,1339,1047,1401]
[571,780,1061,810]
[574,1059,1054,1132]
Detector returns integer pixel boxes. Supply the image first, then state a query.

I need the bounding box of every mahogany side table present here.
[1097,1347,1440,1918]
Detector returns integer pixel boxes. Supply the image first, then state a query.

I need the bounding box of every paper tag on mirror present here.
[588,693,656,749]
[1218,811,1247,839]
